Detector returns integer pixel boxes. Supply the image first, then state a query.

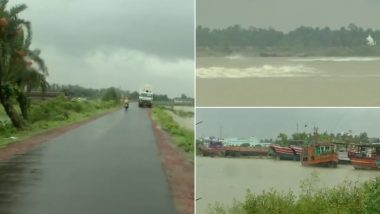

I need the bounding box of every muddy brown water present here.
[196,57,380,106]
[196,157,380,213]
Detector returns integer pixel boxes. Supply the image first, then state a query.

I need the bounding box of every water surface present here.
[196,157,379,213]
[197,57,380,106]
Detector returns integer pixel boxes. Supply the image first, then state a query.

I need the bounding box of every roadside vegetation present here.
[152,106,194,154]
[207,173,380,214]
[0,89,121,147]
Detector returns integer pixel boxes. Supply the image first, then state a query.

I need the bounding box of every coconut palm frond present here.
[23,68,48,92]
[0,0,9,11]
[9,4,27,17]
[28,49,48,75]
[21,21,31,48]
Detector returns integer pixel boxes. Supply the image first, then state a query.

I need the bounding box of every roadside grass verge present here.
[152,106,194,154]
[206,173,380,214]
[0,96,120,148]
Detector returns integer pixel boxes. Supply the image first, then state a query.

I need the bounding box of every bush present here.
[101,87,120,102]
[28,96,116,123]
[207,174,380,214]
[0,120,16,137]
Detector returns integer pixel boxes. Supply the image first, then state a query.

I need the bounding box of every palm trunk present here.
[17,91,29,120]
[0,87,25,129]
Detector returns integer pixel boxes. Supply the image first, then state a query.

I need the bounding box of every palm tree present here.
[15,49,48,120]
[0,0,46,128]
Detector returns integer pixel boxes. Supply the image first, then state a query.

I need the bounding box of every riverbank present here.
[197,46,380,58]
[207,177,380,214]
[149,107,194,214]
[152,106,194,155]
[196,157,380,213]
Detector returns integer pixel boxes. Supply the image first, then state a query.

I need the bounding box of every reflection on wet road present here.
[0,103,176,214]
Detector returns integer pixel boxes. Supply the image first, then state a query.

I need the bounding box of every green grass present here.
[0,96,120,148]
[152,106,194,155]
[206,173,380,214]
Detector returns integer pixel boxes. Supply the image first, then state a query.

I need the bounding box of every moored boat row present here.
[197,135,380,170]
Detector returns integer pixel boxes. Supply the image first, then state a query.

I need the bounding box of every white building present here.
[366,34,376,46]
[223,136,270,147]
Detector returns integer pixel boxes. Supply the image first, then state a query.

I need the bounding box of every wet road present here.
[0,103,177,214]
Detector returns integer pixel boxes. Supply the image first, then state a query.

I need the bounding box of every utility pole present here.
[219,125,223,139]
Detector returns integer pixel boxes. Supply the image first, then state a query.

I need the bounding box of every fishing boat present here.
[333,142,351,164]
[301,143,338,167]
[269,144,297,160]
[350,144,380,170]
[224,146,268,157]
[197,138,225,157]
[289,145,304,161]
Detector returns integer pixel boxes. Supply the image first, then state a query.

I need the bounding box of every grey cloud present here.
[9,0,194,97]
[18,0,194,58]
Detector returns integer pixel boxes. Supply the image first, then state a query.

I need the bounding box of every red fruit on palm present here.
[0,18,8,27]
[17,50,26,57]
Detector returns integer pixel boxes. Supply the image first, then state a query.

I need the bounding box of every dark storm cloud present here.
[196,108,380,139]
[9,0,194,97]
[197,0,380,31]
[17,0,193,58]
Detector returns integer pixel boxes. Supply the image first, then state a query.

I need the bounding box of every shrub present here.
[0,120,16,137]
[207,174,380,214]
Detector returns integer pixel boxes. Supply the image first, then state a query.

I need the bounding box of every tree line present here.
[260,130,378,146]
[197,24,380,56]
[47,84,190,102]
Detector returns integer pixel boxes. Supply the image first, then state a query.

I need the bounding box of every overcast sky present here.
[196,108,380,139]
[197,0,380,32]
[10,0,194,97]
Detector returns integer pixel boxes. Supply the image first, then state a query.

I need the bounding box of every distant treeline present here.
[261,131,379,146]
[197,24,380,56]
[47,84,192,102]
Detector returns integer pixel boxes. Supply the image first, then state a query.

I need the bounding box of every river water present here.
[196,157,380,213]
[164,106,194,131]
[196,57,380,106]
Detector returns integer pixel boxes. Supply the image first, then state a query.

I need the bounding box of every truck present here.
[138,86,153,108]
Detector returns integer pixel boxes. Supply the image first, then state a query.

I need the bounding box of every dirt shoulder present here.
[148,109,194,214]
[0,108,118,161]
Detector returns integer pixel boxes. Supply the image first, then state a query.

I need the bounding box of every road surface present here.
[0,103,177,214]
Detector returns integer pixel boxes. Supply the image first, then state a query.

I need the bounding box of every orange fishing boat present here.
[350,144,380,170]
[301,143,338,167]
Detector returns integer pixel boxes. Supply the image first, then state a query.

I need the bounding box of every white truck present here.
[138,86,153,108]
